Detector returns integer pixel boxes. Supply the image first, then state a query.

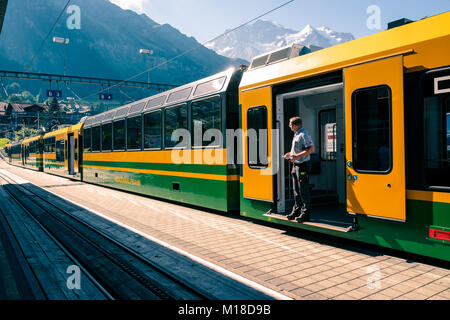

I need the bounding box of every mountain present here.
[206,20,355,62]
[0,0,243,89]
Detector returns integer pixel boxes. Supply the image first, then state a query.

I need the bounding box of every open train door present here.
[68,133,75,175]
[241,86,276,202]
[344,55,406,222]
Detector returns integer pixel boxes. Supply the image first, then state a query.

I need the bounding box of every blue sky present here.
[110,0,449,42]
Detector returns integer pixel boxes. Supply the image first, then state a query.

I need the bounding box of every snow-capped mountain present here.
[206,20,355,62]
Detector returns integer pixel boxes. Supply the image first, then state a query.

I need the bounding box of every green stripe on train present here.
[83,160,239,175]
[83,166,239,212]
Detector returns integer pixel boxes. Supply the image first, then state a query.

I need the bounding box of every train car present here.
[7,141,23,166]
[238,13,450,261]
[42,124,82,180]
[22,135,43,171]
[4,142,11,163]
[81,67,243,211]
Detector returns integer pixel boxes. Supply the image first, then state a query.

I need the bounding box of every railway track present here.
[0,171,210,300]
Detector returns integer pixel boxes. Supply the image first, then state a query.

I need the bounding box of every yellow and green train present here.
[4,13,450,261]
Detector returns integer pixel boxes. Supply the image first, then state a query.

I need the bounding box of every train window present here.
[56,140,65,162]
[92,126,101,152]
[44,137,55,153]
[74,138,78,161]
[351,86,392,173]
[423,74,450,187]
[145,96,166,110]
[247,106,269,168]
[144,111,162,149]
[127,115,142,150]
[113,120,126,151]
[319,109,337,161]
[83,128,91,152]
[165,104,187,148]
[167,88,192,104]
[193,77,226,97]
[102,123,113,151]
[191,96,222,147]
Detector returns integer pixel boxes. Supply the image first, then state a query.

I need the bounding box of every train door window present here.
[320,109,337,161]
[56,140,65,162]
[74,138,78,160]
[127,115,142,150]
[423,73,450,187]
[191,96,222,147]
[113,120,126,151]
[92,126,101,152]
[351,86,392,173]
[83,128,91,152]
[45,137,56,153]
[102,123,113,152]
[144,110,162,149]
[247,106,268,168]
[165,104,187,148]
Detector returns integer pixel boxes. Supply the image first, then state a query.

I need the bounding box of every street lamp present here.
[139,49,153,86]
[53,36,69,76]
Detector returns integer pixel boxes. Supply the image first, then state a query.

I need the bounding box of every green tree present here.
[13,127,37,141]
[46,97,61,114]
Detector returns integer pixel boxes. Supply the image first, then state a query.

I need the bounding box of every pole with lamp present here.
[139,49,153,87]
[53,37,69,76]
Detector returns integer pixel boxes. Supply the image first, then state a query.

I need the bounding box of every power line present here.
[80,0,296,102]
[27,0,72,70]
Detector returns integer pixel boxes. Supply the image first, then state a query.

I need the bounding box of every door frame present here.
[275,83,344,213]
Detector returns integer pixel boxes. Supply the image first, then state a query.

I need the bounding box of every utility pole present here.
[53,37,70,76]
[139,49,153,86]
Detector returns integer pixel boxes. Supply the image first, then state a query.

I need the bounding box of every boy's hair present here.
[289,117,302,127]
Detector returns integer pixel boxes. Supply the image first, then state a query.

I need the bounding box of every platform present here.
[1,160,449,300]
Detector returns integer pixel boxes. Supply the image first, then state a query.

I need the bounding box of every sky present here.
[109,0,449,43]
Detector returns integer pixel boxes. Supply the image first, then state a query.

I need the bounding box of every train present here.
[4,13,450,261]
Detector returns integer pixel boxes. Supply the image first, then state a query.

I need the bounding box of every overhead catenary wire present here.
[80,0,295,103]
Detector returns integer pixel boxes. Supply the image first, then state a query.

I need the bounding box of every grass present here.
[0,138,10,149]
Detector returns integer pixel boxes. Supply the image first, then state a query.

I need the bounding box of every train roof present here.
[43,126,70,138]
[22,135,43,144]
[240,11,450,90]
[83,67,240,128]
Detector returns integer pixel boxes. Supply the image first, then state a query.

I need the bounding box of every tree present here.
[46,97,61,114]
[13,127,38,141]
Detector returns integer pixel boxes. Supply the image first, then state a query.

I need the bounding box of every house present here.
[1,103,47,125]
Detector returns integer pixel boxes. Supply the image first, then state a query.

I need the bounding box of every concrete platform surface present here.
[1,160,449,300]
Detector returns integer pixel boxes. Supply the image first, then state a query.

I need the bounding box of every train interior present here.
[274,83,356,231]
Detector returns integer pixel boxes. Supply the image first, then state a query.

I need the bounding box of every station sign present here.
[99,93,113,100]
[46,90,62,98]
